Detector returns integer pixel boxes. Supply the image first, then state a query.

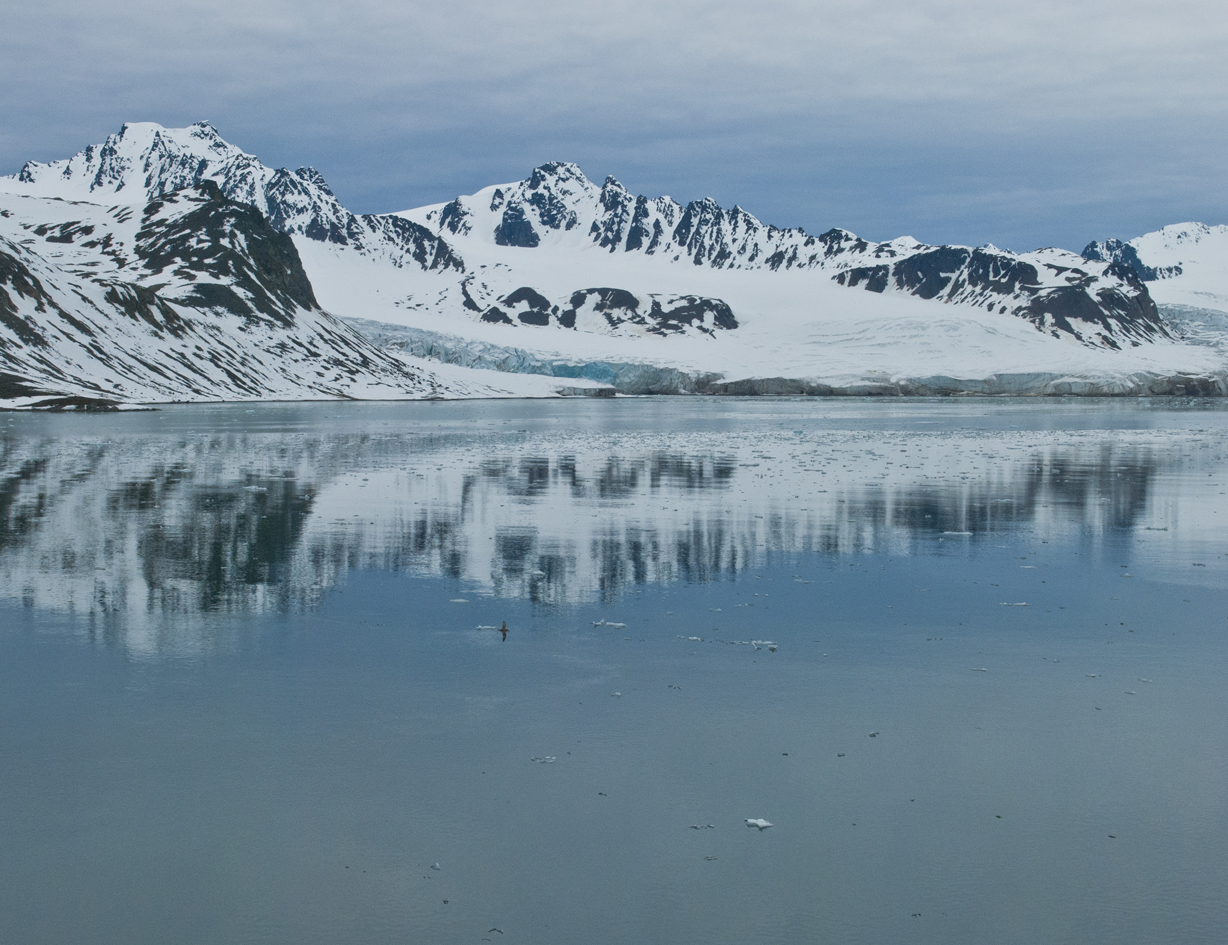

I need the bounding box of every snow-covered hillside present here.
[1085,223,1228,314]
[0,181,602,406]
[3,122,1227,398]
[1083,223,1228,358]
[401,161,1167,348]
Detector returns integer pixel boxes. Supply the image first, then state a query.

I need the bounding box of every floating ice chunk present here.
[450,599,469,603]
[745,819,773,831]
[612,692,621,697]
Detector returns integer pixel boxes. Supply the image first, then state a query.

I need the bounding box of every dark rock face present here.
[137,182,317,326]
[494,205,540,248]
[835,265,890,292]
[834,244,1168,346]
[0,249,54,348]
[468,285,737,336]
[559,288,737,335]
[362,215,464,272]
[1082,238,1181,281]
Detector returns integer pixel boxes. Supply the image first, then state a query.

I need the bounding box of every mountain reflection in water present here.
[5,405,1219,657]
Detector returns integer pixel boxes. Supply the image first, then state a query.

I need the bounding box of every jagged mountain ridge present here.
[4,124,1168,349]
[0,182,475,403]
[408,161,1168,348]
[1082,223,1228,344]
[6,121,461,274]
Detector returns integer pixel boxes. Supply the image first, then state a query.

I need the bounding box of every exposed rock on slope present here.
[0,183,460,403]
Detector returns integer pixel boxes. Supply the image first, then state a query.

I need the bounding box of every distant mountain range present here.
[3,121,1226,403]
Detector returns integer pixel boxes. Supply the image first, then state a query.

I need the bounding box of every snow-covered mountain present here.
[3,122,1226,399]
[1083,223,1228,357]
[1084,224,1228,313]
[0,180,597,406]
[407,160,1166,348]
[9,121,461,273]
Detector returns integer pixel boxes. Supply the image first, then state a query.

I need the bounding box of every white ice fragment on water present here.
[531,756,556,764]
[450,599,469,603]
[431,862,441,870]
[612,692,621,697]
[745,819,773,831]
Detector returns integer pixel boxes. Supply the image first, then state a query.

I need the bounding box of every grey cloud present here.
[3,0,1226,250]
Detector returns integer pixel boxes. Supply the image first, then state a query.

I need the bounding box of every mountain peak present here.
[528,161,590,188]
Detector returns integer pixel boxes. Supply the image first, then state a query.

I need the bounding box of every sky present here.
[2,0,1226,252]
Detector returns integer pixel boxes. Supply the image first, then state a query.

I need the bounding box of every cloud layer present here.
[4,0,1226,249]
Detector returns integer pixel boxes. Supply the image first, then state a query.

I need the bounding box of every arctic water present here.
[1,398,1225,945]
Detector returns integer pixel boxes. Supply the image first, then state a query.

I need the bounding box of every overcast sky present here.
[3,0,1225,250]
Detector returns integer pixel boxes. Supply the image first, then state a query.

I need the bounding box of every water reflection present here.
[1,414,1222,648]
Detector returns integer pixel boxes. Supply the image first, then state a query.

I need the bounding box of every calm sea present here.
[2,398,1226,944]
